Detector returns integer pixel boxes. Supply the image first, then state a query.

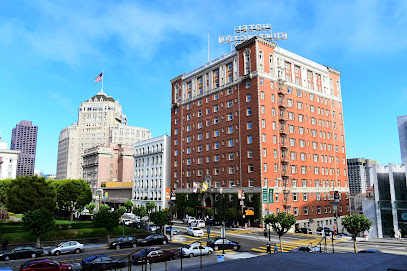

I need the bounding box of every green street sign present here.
[268,188,274,203]
[330,202,340,205]
[262,189,268,202]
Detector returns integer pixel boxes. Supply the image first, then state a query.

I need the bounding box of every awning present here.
[245,210,254,216]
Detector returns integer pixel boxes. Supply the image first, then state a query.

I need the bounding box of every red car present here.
[146,250,176,263]
[19,259,72,271]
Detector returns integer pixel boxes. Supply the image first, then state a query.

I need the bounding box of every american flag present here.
[95,72,103,83]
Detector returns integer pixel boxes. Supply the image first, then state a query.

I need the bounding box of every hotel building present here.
[170,36,349,229]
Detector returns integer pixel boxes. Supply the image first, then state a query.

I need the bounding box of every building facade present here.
[82,143,134,201]
[10,120,38,176]
[347,158,378,194]
[362,163,407,238]
[133,135,171,212]
[56,91,151,180]
[170,37,349,229]
[397,115,407,165]
[0,142,19,180]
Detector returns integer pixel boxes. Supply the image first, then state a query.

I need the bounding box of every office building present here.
[56,91,151,180]
[397,115,407,165]
[347,158,378,194]
[10,120,38,176]
[170,36,349,229]
[133,135,171,212]
[362,163,407,238]
[0,142,19,180]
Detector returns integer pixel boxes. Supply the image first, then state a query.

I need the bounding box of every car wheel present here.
[163,240,167,245]
[4,256,9,261]
[233,245,238,250]
[31,253,36,258]
[116,245,120,250]
[75,248,80,254]
[208,250,213,255]
[132,243,137,248]
[55,251,61,256]
[189,253,194,258]
[214,246,219,251]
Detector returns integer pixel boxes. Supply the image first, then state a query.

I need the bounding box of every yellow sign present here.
[201,183,208,192]
[245,210,254,216]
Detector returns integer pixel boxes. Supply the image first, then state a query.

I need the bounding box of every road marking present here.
[251,248,267,252]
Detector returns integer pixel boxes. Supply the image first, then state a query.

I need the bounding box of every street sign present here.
[268,188,274,203]
[330,202,340,205]
[238,190,242,199]
[240,200,244,206]
[262,188,268,202]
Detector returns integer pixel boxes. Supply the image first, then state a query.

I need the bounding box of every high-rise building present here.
[347,158,378,194]
[170,36,349,230]
[0,142,19,180]
[56,91,151,180]
[397,115,407,165]
[133,135,171,212]
[10,120,38,176]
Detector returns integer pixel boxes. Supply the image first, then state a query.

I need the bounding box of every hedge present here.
[0,221,94,233]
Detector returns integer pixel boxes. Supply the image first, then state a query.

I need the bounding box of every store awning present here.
[245,210,254,216]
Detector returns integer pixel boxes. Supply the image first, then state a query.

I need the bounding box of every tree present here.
[149,210,169,234]
[54,179,92,221]
[132,206,147,217]
[0,179,12,206]
[22,208,55,248]
[6,176,56,213]
[342,214,373,253]
[264,212,296,252]
[124,200,133,213]
[146,202,156,213]
[204,208,214,218]
[116,206,127,216]
[93,208,120,244]
[225,208,238,221]
[85,203,96,214]
[184,207,195,217]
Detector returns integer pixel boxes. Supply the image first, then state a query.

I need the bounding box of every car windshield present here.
[117,237,123,241]
[146,236,154,240]
[57,242,67,247]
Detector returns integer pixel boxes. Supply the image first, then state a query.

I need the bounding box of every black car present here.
[206,219,221,226]
[137,234,168,246]
[225,220,238,228]
[207,238,240,251]
[0,246,43,261]
[109,236,138,249]
[81,255,126,270]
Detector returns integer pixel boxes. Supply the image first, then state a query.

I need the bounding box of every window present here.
[213,117,219,124]
[247,149,253,158]
[214,129,219,137]
[227,100,233,108]
[214,93,219,100]
[262,119,266,128]
[263,148,267,157]
[261,91,265,100]
[249,179,254,187]
[246,107,252,116]
[303,193,308,201]
[262,134,266,142]
[228,139,234,147]
[228,126,233,134]
[246,80,251,88]
[247,135,253,144]
[264,163,268,172]
[214,142,220,149]
[247,121,252,130]
[246,94,251,102]
[248,164,254,173]
[227,113,233,121]
[261,105,265,114]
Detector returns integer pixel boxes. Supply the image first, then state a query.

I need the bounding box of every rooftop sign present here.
[219,24,287,45]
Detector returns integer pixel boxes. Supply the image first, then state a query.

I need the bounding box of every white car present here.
[190,220,205,228]
[187,227,204,237]
[184,217,196,224]
[48,241,84,256]
[179,243,213,257]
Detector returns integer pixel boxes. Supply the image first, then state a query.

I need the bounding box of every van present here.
[184,217,196,224]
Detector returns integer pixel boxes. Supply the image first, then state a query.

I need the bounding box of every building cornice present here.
[170,74,184,84]
[326,66,341,75]
[235,36,276,51]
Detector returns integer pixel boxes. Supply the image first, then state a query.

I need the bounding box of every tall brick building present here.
[170,37,349,230]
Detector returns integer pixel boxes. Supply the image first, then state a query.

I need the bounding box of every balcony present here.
[281,157,290,165]
[283,204,293,209]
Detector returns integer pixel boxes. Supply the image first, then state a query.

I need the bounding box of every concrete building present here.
[349,192,366,214]
[10,120,38,176]
[133,135,171,212]
[170,36,349,230]
[82,143,134,202]
[363,163,407,238]
[0,142,19,180]
[56,91,151,180]
[397,115,407,165]
[347,158,378,194]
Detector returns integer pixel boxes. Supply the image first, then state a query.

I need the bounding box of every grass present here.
[10,214,23,219]
[54,219,72,224]
[0,227,145,244]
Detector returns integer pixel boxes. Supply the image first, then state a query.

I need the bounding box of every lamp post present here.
[264,178,281,242]
[96,188,102,211]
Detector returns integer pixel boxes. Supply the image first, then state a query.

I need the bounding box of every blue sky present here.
[1,0,406,174]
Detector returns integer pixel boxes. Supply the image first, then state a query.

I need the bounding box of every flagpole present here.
[102,70,104,92]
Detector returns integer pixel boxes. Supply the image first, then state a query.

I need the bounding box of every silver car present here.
[49,241,84,255]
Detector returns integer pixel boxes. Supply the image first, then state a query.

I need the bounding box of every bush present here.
[54,221,93,230]
[0,225,24,233]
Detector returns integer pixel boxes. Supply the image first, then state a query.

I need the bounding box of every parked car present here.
[109,236,138,249]
[358,249,382,253]
[149,224,159,232]
[291,246,320,253]
[165,226,179,235]
[137,234,169,246]
[132,248,158,264]
[81,255,126,270]
[225,220,238,228]
[300,228,313,234]
[187,227,204,237]
[19,259,72,271]
[207,238,240,251]
[120,219,133,226]
[0,246,43,261]
[145,250,176,264]
[190,220,205,228]
[337,233,351,237]
[184,217,196,224]
[205,219,220,226]
[179,243,213,257]
[49,241,84,256]
[316,227,334,235]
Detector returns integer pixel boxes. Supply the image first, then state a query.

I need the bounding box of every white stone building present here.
[0,142,19,180]
[56,91,151,180]
[133,135,171,212]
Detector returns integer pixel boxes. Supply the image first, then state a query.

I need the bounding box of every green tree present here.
[184,207,195,217]
[22,208,55,248]
[132,206,147,217]
[6,176,56,213]
[225,208,238,221]
[342,214,373,253]
[149,210,170,234]
[124,200,133,213]
[146,201,156,213]
[264,212,296,252]
[116,206,127,216]
[204,208,214,218]
[85,203,96,214]
[93,208,120,244]
[54,179,92,221]
[0,179,12,206]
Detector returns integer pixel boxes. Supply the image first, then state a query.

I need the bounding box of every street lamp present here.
[265,178,281,242]
[96,188,103,211]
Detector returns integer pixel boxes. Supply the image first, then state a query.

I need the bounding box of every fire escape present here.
[277,79,292,213]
